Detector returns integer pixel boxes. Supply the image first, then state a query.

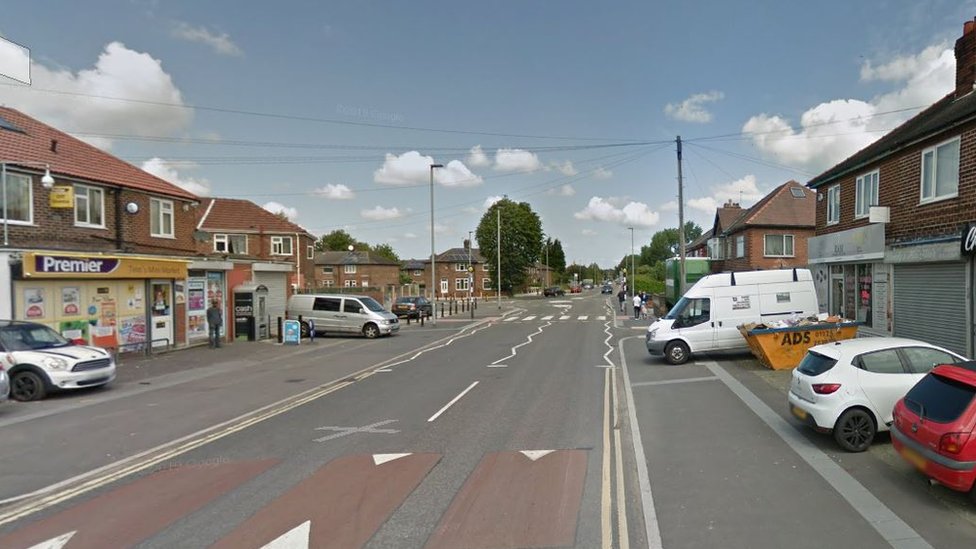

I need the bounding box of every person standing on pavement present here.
[617,289,626,313]
[207,299,223,348]
[632,293,642,320]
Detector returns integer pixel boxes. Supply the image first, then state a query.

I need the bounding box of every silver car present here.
[0,368,9,403]
[287,294,399,338]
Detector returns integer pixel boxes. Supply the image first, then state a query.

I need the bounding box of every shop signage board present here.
[282,320,301,345]
[23,252,188,279]
[48,186,74,208]
[807,224,885,264]
[961,224,976,256]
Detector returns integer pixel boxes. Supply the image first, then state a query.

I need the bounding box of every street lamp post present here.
[429,163,443,324]
[2,162,55,247]
[628,227,635,298]
[467,230,473,305]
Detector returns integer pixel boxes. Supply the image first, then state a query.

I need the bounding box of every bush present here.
[633,275,664,294]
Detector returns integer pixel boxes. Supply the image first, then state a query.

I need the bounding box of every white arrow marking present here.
[28,531,76,549]
[520,450,555,461]
[373,453,412,466]
[261,520,310,549]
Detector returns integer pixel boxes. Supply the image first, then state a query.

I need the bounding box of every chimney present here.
[955,18,976,99]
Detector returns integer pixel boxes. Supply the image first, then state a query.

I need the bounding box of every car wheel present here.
[833,408,876,452]
[11,370,48,402]
[300,321,310,338]
[664,341,690,365]
[363,323,380,339]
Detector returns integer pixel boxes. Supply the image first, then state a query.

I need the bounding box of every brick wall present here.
[815,122,976,242]
[312,263,400,290]
[719,227,814,272]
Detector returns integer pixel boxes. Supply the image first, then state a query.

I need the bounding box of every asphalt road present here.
[1,290,975,548]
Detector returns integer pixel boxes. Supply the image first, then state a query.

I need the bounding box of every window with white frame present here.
[323,280,334,287]
[764,234,795,257]
[150,198,174,237]
[726,239,733,259]
[440,278,448,294]
[483,278,491,290]
[361,278,369,288]
[455,263,467,271]
[74,184,104,227]
[271,236,293,255]
[307,245,314,259]
[344,280,357,287]
[0,173,32,224]
[920,136,960,202]
[855,170,879,218]
[322,266,334,274]
[482,263,489,271]
[827,185,840,225]
[455,277,469,291]
[736,235,745,258]
[214,234,247,254]
[344,264,356,274]
[413,269,423,276]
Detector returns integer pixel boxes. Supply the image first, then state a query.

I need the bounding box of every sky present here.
[1,0,975,266]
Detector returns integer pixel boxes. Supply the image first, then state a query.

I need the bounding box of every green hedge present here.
[632,275,664,294]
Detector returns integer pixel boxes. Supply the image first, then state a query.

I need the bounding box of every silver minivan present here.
[286,294,399,338]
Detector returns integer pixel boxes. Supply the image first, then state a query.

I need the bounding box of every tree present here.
[372,243,399,262]
[547,238,567,275]
[638,222,704,267]
[316,229,370,252]
[475,198,543,294]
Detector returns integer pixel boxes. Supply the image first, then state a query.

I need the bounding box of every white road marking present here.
[578,316,588,320]
[618,337,664,549]
[373,368,393,373]
[703,360,934,549]
[373,453,411,466]
[611,367,630,549]
[597,315,607,320]
[550,300,572,304]
[601,368,612,549]
[486,364,508,368]
[490,322,552,365]
[428,381,479,422]
[314,420,400,442]
[559,315,571,320]
[542,315,554,320]
[28,532,75,549]
[522,315,537,321]
[631,376,718,387]
[593,364,614,368]
[504,316,519,322]
[519,450,555,461]
[261,520,310,549]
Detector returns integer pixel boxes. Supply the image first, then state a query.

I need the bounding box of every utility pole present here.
[496,207,501,310]
[676,136,687,297]
[628,227,635,297]
[429,163,443,325]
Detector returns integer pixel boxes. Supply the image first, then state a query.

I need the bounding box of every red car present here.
[891,361,976,500]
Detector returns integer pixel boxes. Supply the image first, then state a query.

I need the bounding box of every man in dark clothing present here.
[617,289,626,313]
[207,300,223,348]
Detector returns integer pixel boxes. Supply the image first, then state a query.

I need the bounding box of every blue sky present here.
[2,0,975,265]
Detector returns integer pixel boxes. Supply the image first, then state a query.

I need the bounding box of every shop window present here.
[830,263,875,328]
[855,170,879,218]
[920,136,960,203]
[856,263,873,328]
[150,198,174,238]
[214,234,247,254]
[74,184,104,228]
[271,236,293,255]
[764,234,794,257]
[827,185,840,225]
[0,173,32,224]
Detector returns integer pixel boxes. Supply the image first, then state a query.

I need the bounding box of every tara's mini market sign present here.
[22,252,188,279]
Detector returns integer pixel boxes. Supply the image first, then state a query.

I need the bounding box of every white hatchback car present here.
[788,337,966,452]
[0,321,116,402]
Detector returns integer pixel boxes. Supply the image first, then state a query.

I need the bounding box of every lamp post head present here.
[430,163,444,169]
[41,165,55,188]
[347,245,354,252]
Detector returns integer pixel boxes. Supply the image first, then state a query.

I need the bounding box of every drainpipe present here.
[115,188,123,250]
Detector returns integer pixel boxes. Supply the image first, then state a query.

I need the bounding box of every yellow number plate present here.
[791,405,808,420]
[900,446,927,471]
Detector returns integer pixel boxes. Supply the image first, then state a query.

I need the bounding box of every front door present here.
[150,280,173,348]
[830,273,844,317]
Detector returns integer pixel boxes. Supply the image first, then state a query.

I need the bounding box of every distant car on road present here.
[788,337,966,452]
[543,287,565,297]
[570,285,582,294]
[392,296,432,319]
[601,284,613,294]
[0,320,116,402]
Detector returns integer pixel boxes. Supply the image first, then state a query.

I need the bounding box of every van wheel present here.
[834,408,875,452]
[664,341,689,365]
[363,323,380,339]
[11,370,48,401]
[300,321,310,338]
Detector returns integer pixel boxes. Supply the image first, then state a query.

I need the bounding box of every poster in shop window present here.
[23,288,45,319]
[61,286,81,316]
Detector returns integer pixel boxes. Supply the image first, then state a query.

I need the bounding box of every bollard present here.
[420,313,425,327]
[298,315,303,337]
[277,317,283,344]
[470,300,474,319]
[462,300,466,313]
[474,298,478,310]
[407,314,411,325]
[453,301,457,315]
[440,302,444,318]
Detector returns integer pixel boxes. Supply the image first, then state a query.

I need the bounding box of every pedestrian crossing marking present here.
[504,316,519,322]
[559,316,570,320]
[577,316,588,320]
[597,316,606,320]
[542,315,554,320]
[522,315,536,321]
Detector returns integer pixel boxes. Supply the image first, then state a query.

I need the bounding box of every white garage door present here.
[253,271,288,336]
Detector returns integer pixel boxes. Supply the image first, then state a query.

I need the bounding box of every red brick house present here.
[400,246,493,299]
[0,106,200,350]
[686,229,712,258]
[195,198,315,338]
[707,181,815,273]
[805,16,976,353]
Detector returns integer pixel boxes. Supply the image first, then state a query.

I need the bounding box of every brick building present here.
[313,251,401,298]
[706,181,815,273]
[399,246,493,299]
[195,198,316,339]
[0,106,199,350]
[685,229,712,258]
[805,16,976,353]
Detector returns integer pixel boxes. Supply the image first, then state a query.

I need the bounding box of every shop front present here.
[14,252,189,351]
[807,224,891,336]
[186,261,232,346]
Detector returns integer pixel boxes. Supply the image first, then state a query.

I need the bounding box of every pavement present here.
[0,290,975,548]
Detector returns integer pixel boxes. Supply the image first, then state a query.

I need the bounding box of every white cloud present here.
[664,91,724,123]
[687,175,765,214]
[462,206,480,214]
[550,160,578,176]
[140,158,210,196]
[744,44,954,172]
[374,151,481,186]
[573,196,660,228]
[483,195,503,209]
[494,148,542,172]
[314,183,355,200]
[0,36,30,84]
[172,22,243,56]
[434,222,450,234]
[581,229,598,236]
[404,232,418,239]
[593,167,613,180]
[360,205,403,220]
[660,200,679,211]
[263,201,298,221]
[547,184,576,197]
[467,145,491,168]
[2,42,191,150]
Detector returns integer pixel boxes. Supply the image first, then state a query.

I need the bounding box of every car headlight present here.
[647,328,658,340]
[41,356,69,370]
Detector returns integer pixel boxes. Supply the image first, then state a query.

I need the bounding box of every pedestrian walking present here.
[632,293,642,320]
[207,299,222,348]
[617,289,626,313]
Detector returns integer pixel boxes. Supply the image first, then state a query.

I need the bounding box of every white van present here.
[645,268,819,364]
[286,294,399,338]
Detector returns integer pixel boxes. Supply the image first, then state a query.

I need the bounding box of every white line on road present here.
[542,315,554,320]
[522,315,537,321]
[631,376,718,387]
[427,381,479,422]
[611,366,630,549]
[373,368,393,373]
[703,360,934,549]
[597,315,607,320]
[504,316,519,322]
[578,315,588,320]
[489,321,552,365]
[559,315,570,320]
[601,367,612,549]
[486,364,508,368]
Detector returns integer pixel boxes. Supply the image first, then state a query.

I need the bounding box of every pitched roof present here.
[315,251,399,266]
[807,91,976,188]
[686,229,713,251]
[437,247,485,263]
[401,259,427,270]
[723,181,815,233]
[198,198,312,236]
[714,204,747,235]
[0,107,198,200]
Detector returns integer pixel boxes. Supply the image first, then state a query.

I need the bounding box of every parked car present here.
[570,285,582,294]
[892,361,976,500]
[0,321,116,402]
[543,287,565,297]
[788,338,965,452]
[287,294,399,338]
[601,284,613,294]
[392,296,432,319]
[0,366,8,403]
